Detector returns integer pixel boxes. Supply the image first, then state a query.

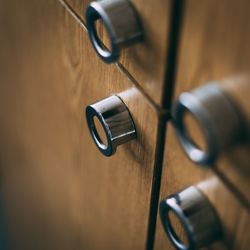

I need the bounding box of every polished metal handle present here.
[159,186,222,250]
[85,0,143,63]
[172,82,246,166]
[85,94,136,156]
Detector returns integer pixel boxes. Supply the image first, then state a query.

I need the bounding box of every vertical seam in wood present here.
[145,117,167,250]
[59,0,185,248]
[145,1,185,249]
[161,0,185,110]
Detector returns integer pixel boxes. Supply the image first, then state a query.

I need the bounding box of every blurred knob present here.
[85,94,136,156]
[85,0,143,63]
[159,186,222,250]
[172,82,246,166]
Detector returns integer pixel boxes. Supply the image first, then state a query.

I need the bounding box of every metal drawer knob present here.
[85,94,136,156]
[159,186,222,250]
[85,0,143,63]
[172,82,246,166]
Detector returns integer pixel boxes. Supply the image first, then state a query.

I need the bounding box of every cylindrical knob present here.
[85,94,136,156]
[85,0,143,63]
[172,82,246,166]
[159,186,222,250]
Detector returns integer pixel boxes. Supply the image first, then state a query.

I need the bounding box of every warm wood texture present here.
[0,1,160,249]
[216,79,250,205]
[154,1,250,248]
[66,0,85,16]
[167,0,250,204]
[154,124,250,249]
[64,0,172,106]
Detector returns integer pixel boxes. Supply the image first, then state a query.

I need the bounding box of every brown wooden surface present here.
[154,124,250,250]
[0,1,161,249]
[64,0,172,106]
[215,79,250,206]
[168,0,250,204]
[154,1,250,248]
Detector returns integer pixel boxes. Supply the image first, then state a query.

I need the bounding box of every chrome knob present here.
[159,186,222,250]
[85,94,136,156]
[85,0,143,63]
[172,82,246,166]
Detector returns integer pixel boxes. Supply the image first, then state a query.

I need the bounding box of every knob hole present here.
[164,208,191,250]
[95,19,112,52]
[183,112,208,152]
[168,211,189,247]
[91,115,108,150]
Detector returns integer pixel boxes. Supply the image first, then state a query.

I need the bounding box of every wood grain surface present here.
[154,124,250,250]
[0,1,161,249]
[167,0,250,205]
[154,0,250,248]
[64,0,174,107]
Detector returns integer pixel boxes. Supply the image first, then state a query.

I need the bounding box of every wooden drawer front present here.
[154,124,250,250]
[167,0,250,204]
[0,2,160,250]
[63,0,174,106]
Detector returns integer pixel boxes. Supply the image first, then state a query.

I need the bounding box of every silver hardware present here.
[159,186,222,250]
[86,0,143,63]
[86,95,136,156]
[172,82,246,166]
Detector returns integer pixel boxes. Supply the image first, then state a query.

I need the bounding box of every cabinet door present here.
[0,1,160,249]
[166,0,250,204]
[154,0,250,249]
[62,0,177,106]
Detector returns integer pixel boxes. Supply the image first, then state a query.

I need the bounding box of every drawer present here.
[168,0,250,204]
[0,2,161,250]
[62,0,176,106]
[154,124,250,249]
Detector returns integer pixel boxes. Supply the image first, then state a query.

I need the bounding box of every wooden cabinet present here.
[0,0,250,250]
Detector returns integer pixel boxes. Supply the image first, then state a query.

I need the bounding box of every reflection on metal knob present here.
[85,0,143,63]
[159,186,222,250]
[172,82,245,166]
[85,94,136,156]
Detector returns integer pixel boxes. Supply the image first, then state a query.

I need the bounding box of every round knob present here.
[172,82,246,166]
[85,94,136,156]
[159,186,222,250]
[85,0,143,63]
